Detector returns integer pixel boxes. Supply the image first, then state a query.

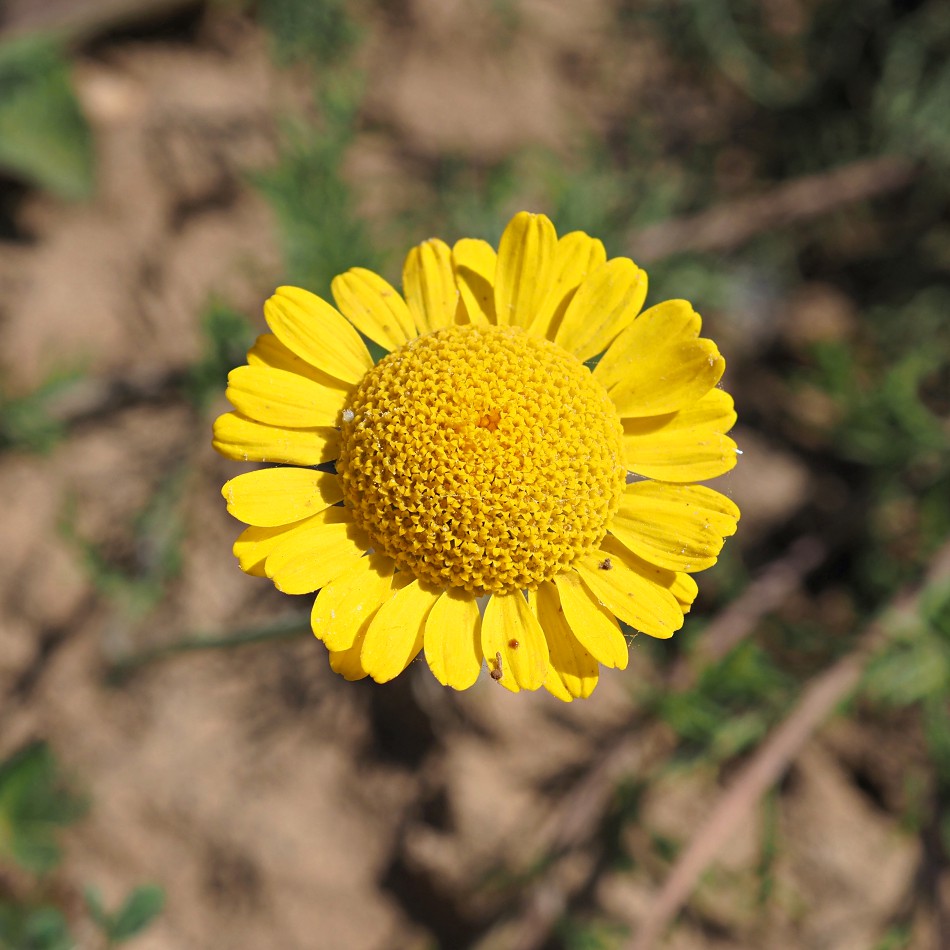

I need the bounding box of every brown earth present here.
[0,3,928,949]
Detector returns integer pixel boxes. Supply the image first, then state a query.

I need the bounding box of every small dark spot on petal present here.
[599,558,612,570]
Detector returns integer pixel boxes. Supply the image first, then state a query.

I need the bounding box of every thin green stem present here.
[106,614,310,682]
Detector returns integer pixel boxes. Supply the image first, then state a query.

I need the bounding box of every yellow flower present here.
[213,212,739,700]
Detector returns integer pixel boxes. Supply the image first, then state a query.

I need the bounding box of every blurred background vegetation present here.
[1,0,949,948]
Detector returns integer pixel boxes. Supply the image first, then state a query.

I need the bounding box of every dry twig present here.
[496,732,646,950]
[626,537,950,950]
[628,154,918,263]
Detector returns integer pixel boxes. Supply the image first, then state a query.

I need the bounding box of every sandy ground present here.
[0,3,934,949]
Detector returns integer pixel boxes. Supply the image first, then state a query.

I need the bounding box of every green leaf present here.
[863,629,950,707]
[656,642,792,762]
[252,77,379,298]
[924,696,950,786]
[184,300,255,409]
[83,887,108,929]
[256,0,359,66]
[0,34,95,199]
[874,3,950,166]
[0,742,87,874]
[0,367,84,454]
[21,907,73,950]
[4,836,62,876]
[108,885,165,943]
[0,904,73,950]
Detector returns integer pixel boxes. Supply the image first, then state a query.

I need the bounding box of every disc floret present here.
[337,325,627,595]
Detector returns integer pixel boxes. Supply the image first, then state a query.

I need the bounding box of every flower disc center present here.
[337,325,626,595]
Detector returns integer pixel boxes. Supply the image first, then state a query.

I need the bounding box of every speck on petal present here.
[481,591,549,692]
[575,536,684,640]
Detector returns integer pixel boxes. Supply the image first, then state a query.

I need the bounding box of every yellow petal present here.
[403,238,460,333]
[622,388,738,482]
[360,578,439,683]
[594,299,702,391]
[312,553,396,651]
[553,571,628,669]
[527,231,607,341]
[541,667,573,702]
[331,267,417,350]
[264,286,373,385]
[327,571,411,686]
[672,572,699,613]
[553,257,647,361]
[327,639,369,681]
[221,468,342,527]
[493,211,557,329]
[452,238,496,325]
[246,333,347,387]
[264,508,369,594]
[532,583,599,701]
[212,411,340,466]
[424,589,483,690]
[575,536,684,639]
[611,482,740,573]
[232,514,326,577]
[608,337,725,418]
[481,591,549,693]
[226,365,347,428]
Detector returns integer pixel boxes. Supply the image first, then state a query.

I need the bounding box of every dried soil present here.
[0,4,925,949]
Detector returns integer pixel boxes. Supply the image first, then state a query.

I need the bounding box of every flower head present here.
[213,212,740,700]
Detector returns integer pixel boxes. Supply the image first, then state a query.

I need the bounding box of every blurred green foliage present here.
[61,468,186,622]
[0,743,86,874]
[245,0,379,295]
[85,885,166,947]
[658,643,794,764]
[0,744,163,949]
[254,0,358,66]
[0,35,94,199]
[875,1,950,165]
[185,300,256,408]
[0,905,72,950]
[0,371,82,453]
[874,924,915,950]
[557,917,630,950]
[796,284,950,596]
[864,585,950,737]
[253,79,380,297]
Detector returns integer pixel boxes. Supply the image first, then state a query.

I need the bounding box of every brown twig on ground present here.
[669,535,827,691]
[491,731,646,950]
[626,536,950,950]
[40,368,186,429]
[627,154,918,263]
